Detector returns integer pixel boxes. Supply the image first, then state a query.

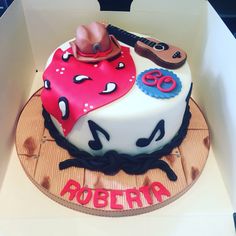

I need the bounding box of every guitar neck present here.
[106,24,187,69]
[107,24,155,48]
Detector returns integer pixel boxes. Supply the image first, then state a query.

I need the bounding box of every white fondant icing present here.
[117,62,125,69]
[74,75,91,83]
[100,82,117,94]
[62,51,70,60]
[58,100,67,118]
[45,37,192,156]
[44,80,50,89]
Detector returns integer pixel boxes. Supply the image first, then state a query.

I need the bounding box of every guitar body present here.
[135,38,187,69]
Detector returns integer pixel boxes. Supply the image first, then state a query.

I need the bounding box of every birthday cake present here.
[41,22,192,179]
[15,21,211,215]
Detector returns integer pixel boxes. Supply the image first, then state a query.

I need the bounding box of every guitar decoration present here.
[88,120,110,150]
[136,120,165,147]
[106,24,187,69]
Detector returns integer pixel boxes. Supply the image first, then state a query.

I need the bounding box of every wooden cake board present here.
[15,88,210,217]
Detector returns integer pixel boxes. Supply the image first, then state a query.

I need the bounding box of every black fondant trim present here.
[186,83,193,103]
[42,103,191,181]
[233,212,236,230]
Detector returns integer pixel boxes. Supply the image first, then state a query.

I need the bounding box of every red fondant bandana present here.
[41,46,136,136]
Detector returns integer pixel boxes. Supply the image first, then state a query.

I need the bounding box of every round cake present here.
[41,22,192,177]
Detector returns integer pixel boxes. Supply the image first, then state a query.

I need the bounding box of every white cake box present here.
[0,0,235,235]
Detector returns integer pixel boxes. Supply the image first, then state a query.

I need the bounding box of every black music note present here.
[136,120,165,147]
[88,120,110,150]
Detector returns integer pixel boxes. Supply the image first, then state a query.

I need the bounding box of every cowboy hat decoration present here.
[70,22,121,62]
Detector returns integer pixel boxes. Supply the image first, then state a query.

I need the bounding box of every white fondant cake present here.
[15,22,210,215]
[43,39,192,156]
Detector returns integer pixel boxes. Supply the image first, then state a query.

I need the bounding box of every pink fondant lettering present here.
[151,182,171,203]
[76,186,92,205]
[142,70,162,86]
[139,185,153,205]
[110,189,124,210]
[60,179,81,201]
[60,179,171,209]
[126,189,143,209]
[142,69,176,93]
[93,189,109,208]
[157,76,176,93]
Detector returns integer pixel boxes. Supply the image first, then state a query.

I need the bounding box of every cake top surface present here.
[41,23,191,136]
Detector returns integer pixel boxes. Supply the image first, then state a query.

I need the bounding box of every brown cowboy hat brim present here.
[70,35,121,63]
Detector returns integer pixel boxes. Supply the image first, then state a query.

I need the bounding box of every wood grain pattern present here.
[179,130,209,185]
[188,99,208,130]
[15,89,210,216]
[16,96,44,156]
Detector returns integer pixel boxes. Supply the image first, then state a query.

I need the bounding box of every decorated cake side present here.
[41,22,192,177]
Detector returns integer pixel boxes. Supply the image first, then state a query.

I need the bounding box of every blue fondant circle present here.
[136,68,182,99]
